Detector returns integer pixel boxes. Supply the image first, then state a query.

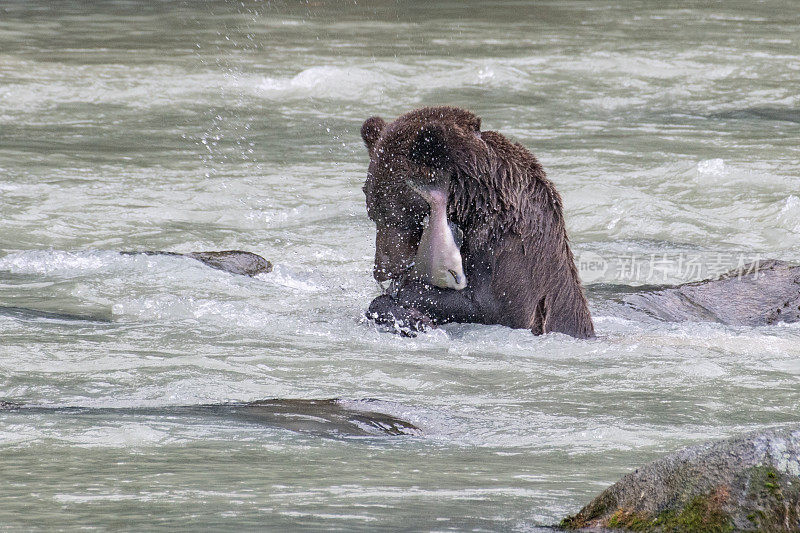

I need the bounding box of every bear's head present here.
[360,106,488,284]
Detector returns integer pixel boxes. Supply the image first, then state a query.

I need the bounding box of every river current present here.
[1,1,799,530]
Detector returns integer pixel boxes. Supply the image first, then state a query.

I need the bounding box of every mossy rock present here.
[560,427,800,531]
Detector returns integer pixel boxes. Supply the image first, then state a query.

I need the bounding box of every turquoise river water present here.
[1,1,799,530]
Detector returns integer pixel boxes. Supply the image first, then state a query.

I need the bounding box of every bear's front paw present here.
[366,295,435,336]
[397,307,435,336]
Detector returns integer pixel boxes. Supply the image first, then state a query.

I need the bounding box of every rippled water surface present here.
[2,1,800,530]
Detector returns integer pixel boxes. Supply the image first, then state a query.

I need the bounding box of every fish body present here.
[407,181,467,290]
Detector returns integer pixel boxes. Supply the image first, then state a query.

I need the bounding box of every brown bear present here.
[361,106,595,338]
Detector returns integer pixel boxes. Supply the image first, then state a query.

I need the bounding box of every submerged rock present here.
[0,399,419,438]
[122,250,272,277]
[202,399,420,437]
[0,305,112,323]
[561,427,800,532]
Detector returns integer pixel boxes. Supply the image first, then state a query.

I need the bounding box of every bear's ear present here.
[409,123,452,169]
[361,116,386,152]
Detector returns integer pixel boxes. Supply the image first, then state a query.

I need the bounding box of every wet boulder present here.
[560,427,800,532]
[618,260,800,326]
[184,251,272,277]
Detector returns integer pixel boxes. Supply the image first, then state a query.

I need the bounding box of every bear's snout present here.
[372,224,418,283]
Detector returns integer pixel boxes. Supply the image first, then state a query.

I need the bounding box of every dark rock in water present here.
[614,260,800,326]
[184,251,272,277]
[122,250,272,277]
[0,399,419,438]
[202,399,420,437]
[561,427,800,532]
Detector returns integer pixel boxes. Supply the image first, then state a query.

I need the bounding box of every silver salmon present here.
[407,180,467,290]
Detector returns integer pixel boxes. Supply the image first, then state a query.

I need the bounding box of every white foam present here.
[256,66,403,103]
[265,264,324,292]
[696,158,726,176]
[777,195,800,232]
[0,250,116,276]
